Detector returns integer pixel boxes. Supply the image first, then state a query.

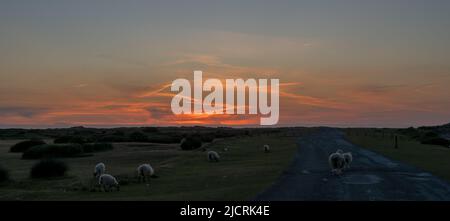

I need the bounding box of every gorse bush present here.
[54,135,89,144]
[22,144,84,159]
[128,131,149,142]
[0,166,9,182]
[421,137,450,147]
[82,143,113,153]
[147,134,182,144]
[10,139,46,152]
[30,159,68,178]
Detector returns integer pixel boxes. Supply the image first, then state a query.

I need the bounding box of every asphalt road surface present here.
[255,128,450,201]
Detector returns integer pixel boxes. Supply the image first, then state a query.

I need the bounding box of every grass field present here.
[0,134,298,200]
[346,131,450,183]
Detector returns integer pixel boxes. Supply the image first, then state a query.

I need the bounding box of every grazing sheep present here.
[264,144,270,153]
[98,174,120,192]
[93,162,105,178]
[207,151,220,162]
[342,152,353,169]
[328,152,345,175]
[137,164,155,182]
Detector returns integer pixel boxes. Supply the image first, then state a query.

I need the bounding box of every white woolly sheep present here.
[98,174,120,192]
[137,164,155,182]
[264,144,270,153]
[342,152,353,169]
[207,151,220,162]
[328,152,345,175]
[93,162,105,178]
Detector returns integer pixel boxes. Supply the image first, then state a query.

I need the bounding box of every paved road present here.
[255,128,450,201]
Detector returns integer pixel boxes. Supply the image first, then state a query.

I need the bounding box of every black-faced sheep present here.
[98,174,120,192]
[207,151,220,162]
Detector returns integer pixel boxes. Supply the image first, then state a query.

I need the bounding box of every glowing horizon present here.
[1,0,450,128]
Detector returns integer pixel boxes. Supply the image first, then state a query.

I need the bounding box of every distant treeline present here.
[0,126,285,143]
[345,122,450,148]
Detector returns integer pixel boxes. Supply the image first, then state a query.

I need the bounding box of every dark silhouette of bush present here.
[180,136,202,150]
[142,127,159,133]
[147,135,182,144]
[30,159,68,178]
[112,130,125,136]
[22,144,84,159]
[0,166,9,183]
[421,137,450,147]
[54,136,88,144]
[129,131,148,142]
[199,133,215,142]
[97,135,127,142]
[82,143,113,153]
[10,139,46,153]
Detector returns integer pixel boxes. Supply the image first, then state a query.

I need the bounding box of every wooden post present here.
[395,135,398,149]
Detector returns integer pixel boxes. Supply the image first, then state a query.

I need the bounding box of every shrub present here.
[22,144,84,159]
[30,159,68,178]
[82,143,114,153]
[97,135,127,142]
[0,166,9,182]
[129,131,148,142]
[199,133,215,143]
[180,136,202,150]
[147,135,182,144]
[10,139,46,153]
[54,136,88,144]
[142,127,159,133]
[421,137,450,147]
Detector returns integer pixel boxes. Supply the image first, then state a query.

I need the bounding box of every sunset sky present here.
[1,0,450,128]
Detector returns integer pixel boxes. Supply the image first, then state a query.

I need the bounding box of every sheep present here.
[207,151,220,162]
[328,152,345,175]
[98,174,120,192]
[137,164,155,182]
[93,162,105,178]
[342,152,353,169]
[264,144,270,153]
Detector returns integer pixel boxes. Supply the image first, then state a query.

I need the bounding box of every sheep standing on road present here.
[328,152,345,175]
[343,152,353,169]
[264,144,270,153]
[207,151,220,162]
[137,164,155,182]
[93,162,105,178]
[98,174,120,192]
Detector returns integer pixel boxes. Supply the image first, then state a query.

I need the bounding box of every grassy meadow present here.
[346,129,450,183]
[0,133,298,200]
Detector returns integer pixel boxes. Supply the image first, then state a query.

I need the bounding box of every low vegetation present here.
[0,166,9,183]
[180,136,202,150]
[0,129,299,200]
[10,139,46,153]
[346,129,450,182]
[22,144,84,159]
[30,159,68,179]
